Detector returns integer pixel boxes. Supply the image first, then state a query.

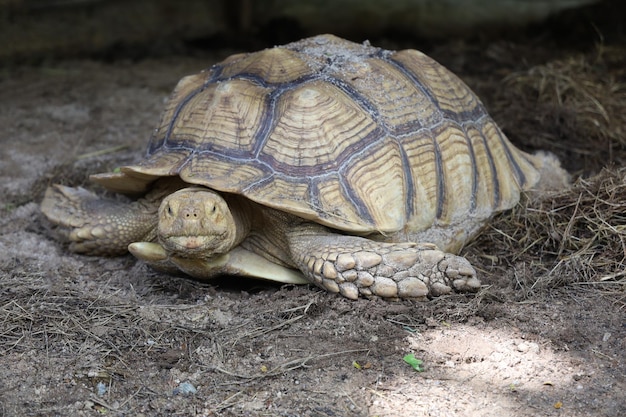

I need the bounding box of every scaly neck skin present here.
[222,193,254,249]
[239,206,327,268]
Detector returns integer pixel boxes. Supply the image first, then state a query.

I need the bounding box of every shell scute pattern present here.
[390,49,484,122]
[95,34,540,236]
[218,47,314,84]
[260,80,381,176]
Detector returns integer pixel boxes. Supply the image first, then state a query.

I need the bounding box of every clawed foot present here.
[300,242,480,300]
[41,185,158,255]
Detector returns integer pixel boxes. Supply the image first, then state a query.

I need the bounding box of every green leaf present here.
[403,354,424,372]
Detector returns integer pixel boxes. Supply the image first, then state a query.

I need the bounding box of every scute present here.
[218,47,314,83]
[340,139,407,231]
[261,80,381,175]
[162,79,270,155]
[93,34,541,236]
[391,49,483,120]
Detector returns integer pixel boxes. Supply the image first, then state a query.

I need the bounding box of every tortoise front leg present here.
[129,242,309,284]
[41,185,158,255]
[287,233,480,300]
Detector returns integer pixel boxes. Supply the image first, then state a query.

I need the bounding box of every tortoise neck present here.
[222,193,255,248]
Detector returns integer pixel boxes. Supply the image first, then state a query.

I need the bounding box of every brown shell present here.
[92,34,540,234]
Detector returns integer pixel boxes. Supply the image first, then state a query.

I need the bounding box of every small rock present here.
[516,341,539,353]
[173,381,197,395]
[96,381,107,397]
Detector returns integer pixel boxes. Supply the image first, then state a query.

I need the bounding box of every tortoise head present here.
[157,187,239,257]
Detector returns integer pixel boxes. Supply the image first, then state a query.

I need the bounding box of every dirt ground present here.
[1,28,625,417]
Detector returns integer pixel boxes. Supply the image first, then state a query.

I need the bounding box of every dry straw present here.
[469,167,626,299]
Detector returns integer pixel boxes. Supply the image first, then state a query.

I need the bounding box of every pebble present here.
[516,341,539,353]
[173,381,197,395]
[96,381,107,397]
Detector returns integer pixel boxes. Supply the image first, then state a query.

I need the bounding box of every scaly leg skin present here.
[40,185,158,255]
[288,234,480,300]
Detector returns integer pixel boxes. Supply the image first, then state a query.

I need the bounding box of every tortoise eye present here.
[167,205,173,216]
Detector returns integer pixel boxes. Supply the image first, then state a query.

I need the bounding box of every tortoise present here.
[41,34,566,300]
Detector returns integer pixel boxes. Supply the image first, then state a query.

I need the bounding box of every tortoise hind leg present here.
[41,185,158,255]
[287,232,480,300]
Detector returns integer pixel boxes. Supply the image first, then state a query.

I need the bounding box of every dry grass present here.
[495,44,626,175]
[455,42,626,305]
[468,167,626,302]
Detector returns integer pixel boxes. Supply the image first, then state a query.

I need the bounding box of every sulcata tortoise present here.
[41,34,566,300]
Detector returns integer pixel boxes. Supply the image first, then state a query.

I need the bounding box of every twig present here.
[77,145,128,159]
[206,348,370,383]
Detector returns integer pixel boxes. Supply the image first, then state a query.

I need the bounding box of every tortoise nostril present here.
[181,207,200,219]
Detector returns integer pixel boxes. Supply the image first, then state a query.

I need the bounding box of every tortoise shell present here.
[92,34,540,234]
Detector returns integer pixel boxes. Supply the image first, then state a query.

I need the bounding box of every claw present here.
[129,241,168,261]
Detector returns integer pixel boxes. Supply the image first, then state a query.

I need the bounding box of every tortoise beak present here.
[173,236,204,250]
[161,235,213,255]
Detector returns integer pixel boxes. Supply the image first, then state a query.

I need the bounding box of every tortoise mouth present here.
[160,235,218,256]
